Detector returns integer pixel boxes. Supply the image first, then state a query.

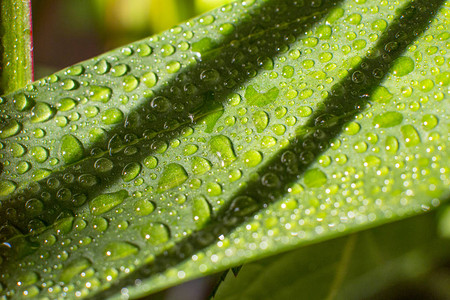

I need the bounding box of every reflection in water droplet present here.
[122,163,141,182]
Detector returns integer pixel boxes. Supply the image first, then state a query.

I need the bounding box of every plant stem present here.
[0,0,34,95]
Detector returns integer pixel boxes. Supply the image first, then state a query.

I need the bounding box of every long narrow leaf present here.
[0,0,449,299]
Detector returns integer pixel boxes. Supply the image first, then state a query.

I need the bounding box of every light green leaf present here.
[0,0,33,94]
[0,0,449,299]
[213,209,450,300]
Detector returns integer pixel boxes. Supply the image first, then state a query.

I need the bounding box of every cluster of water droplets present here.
[0,0,449,298]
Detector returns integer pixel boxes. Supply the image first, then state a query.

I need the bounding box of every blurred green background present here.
[31,0,232,79]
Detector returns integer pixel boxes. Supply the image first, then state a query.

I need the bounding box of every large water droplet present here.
[13,93,33,111]
[89,86,112,103]
[140,223,170,244]
[193,196,211,229]
[31,146,48,163]
[229,196,258,217]
[134,198,155,216]
[90,190,128,215]
[30,102,54,123]
[191,157,212,175]
[60,134,84,164]
[122,75,139,92]
[141,71,158,88]
[157,163,188,193]
[401,125,421,147]
[0,119,21,138]
[0,180,16,196]
[373,111,403,128]
[391,56,414,77]
[122,162,141,182]
[243,150,262,167]
[101,108,124,125]
[304,168,327,188]
[209,135,236,167]
[252,111,269,132]
[59,258,91,283]
[104,242,138,260]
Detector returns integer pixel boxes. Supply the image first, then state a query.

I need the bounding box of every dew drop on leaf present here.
[191,157,212,175]
[193,196,211,229]
[104,242,138,260]
[157,163,188,193]
[60,134,84,165]
[401,125,421,147]
[59,258,91,283]
[303,168,327,188]
[209,135,237,167]
[88,86,112,103]
[122,162,141,182]
[140,223,170,245]
[89,190,128,216]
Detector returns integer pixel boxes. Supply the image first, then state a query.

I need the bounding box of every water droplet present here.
[104,242,138,260]
[151,96,171,112]
[209,135,237,167]
[13,93,33,111]
[60,258,91,283]
[101,108,124,125]
[391,56,414,77]
[252,111,269,133]
[137,43,152,56]
[141,223,170,244]
[134,198,155,216]
[372,19,387,31]
[436,72,450,86]
[304,168,327,188]
[243,150,262,167]
[30,146,48,163]
[344,122,361,135]
[32,168,51,181]
[144,156,158,169]
[245,85,279,107]
[161,44,175,56]
[57,98,76,111]
[193,196,211,229]
[94,59,110,74]
[16,161,31,174]
[190,157,211,175]
[166,61,181,73]
[0,180,16,196]
[219,23,235,35]
[373,111,403,128]
[141,71,158,88]
[422,114,438,130]
[10,142,26,157]
[90,190,128,215]
[30,102,54,123]
[206,182,222,196]
[60,134,84,164]
[282,66,294,78]
[385,136,399,154]
[192,37,216,58]
[261,136,277,148]
[61,79,77,90]
[65,65,84,75]
[122,75,139,92]
[229,196,258,217]
[401,125,420,147]
[122,162,141,182]
[111,64,128,77]
[157,163,188,193]
[89,86,112,103]
[371,86,393,103]
[317,25,332,39]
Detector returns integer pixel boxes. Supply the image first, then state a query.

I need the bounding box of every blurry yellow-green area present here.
[32,0,233,78]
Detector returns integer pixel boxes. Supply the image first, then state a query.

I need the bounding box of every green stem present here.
[0,0,34,95]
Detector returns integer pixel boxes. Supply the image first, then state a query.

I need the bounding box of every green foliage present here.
[0,0,449,299]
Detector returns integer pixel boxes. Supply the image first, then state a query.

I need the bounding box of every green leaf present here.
[213,210,450,300]
[0,0,449,299]
[0,0,33,94]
